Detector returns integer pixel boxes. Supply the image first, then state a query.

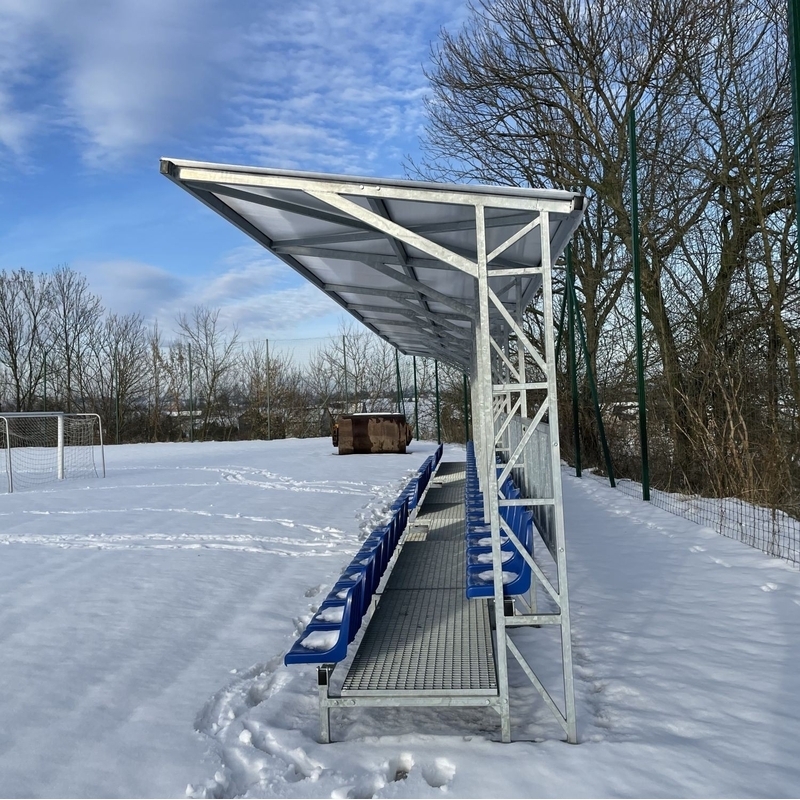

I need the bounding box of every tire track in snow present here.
[216,467,374,496]
[0,507,355,555]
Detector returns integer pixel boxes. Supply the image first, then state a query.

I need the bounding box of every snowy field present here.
[1,438,799,798]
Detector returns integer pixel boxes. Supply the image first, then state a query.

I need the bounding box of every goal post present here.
[0,412,105,493]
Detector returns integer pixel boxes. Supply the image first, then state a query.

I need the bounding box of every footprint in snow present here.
[422,757,456,789]
[387,752,414,782]
[760,582,778,592]
[689,545,706,553]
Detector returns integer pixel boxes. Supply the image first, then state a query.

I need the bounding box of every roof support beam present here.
[272,244,452,271]
[392,298,472,333]
[270,210,539,250]
[348,304,470,338]
[360,262,476,319]
[184,179,375,233]
[307,190,479,277]
[367,196,456,350]
[174,165,575,212]
[346,303,470,322]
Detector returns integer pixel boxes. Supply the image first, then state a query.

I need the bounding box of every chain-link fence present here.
[551,270,800,570]
[502,415,556,557]
[586,472,800,567]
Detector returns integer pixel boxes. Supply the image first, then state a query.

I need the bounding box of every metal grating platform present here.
[385,541,464,589]
[429,461,466,481]
[410,501,465,541]
[341,461,497,698]
[422,482,465,505]
[341,589,496,694]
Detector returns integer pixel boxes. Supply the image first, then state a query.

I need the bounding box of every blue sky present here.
[0,0,468,342]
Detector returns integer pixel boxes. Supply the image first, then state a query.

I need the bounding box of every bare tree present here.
[0,269,51,411]
[415,0,798,501]
[49,265,104,412]
[176,306,240,440]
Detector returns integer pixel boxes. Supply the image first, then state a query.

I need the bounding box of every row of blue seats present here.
[284,444,444,665]
[464,442,533,599]
[284,499,409,664]
[391,442,444,514]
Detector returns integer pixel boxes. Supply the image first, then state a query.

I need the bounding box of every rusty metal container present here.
[332,413,413,455]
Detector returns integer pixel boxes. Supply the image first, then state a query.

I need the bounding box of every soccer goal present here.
[0,412,105,493]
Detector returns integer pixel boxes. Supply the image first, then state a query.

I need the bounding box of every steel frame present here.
[161,161,580,743]
[470,206,576,743]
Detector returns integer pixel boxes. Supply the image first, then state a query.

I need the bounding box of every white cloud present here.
[57,0,241,165]
[0,0,257,164]
[79,246,344,343]
[189,246,343,339]
[220,0,468,174]
[0,0,468,171]
[78,259,188,320]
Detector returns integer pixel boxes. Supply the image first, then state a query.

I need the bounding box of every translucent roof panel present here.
[160,159,585,370]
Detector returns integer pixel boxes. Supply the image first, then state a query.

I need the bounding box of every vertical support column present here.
[462,373,470,443]
[57,413,65,480]
[317,666,332,744]
[469,347,489,514]
[515,279,537,614]
[475,204,511,742]
[516,279,528,420]
[502,327,512,457]
[540,212,577,744]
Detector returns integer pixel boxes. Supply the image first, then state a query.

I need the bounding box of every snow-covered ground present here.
[1,438,798,798]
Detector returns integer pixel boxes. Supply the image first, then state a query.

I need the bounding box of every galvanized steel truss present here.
[161,160,580,742]
[470,208,577,743]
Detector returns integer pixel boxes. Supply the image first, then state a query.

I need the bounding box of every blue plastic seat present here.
[284,579,364,664]
[284,480,414,667]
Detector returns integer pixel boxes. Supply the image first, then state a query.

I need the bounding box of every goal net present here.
[0,413,105,493]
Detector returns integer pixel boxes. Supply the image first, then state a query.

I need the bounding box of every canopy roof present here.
[160,159,585,370]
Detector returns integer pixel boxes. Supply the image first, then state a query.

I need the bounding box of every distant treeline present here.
[0,265,470,445]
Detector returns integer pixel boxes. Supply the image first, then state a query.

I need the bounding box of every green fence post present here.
[789,0,800,271]
[265,338,271,440]
[413,356,419,439]
[435,360,441,444]
[188,342,194,443]
[342,335,348,414]
[567,244,581,478]
[569,278,616,487]
[463,373,470,443]
[629,108,650,501]
[114,348,120,445]
[554,286,568,365]
[395,349,402,413]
